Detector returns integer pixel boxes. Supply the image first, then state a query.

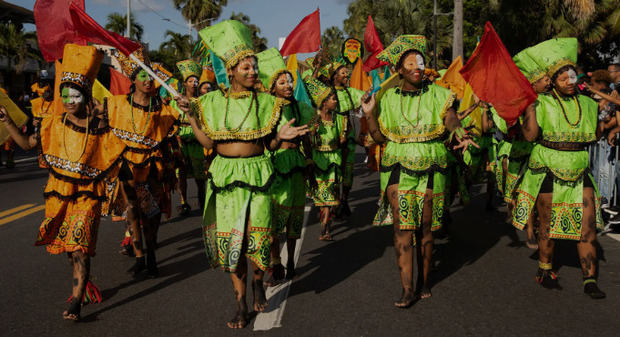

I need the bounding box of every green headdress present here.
[176,59,202,82]
[527,38,577,78]
[512,49,546,84]
[377,35,427,67]
[326,58,347,79]
[305,78,332,107]
[256,48,291,91]
[198,20,254,70]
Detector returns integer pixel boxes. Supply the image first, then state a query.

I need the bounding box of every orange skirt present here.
[36,195,102,256]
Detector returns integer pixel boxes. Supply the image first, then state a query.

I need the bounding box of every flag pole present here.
[129,53,179,97]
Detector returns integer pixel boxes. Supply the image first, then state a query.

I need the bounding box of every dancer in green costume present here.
[256,48,315,284]
[506,45,552,248]
[170,59,206,215]
[514,38,605,298]
[362,35,477,307]
[329,60,365,216]
[176,20,309,328]
[306,78,344,240]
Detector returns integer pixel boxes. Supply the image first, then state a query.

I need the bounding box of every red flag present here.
[460,22,537,125]
[34,0,86,62]
[280,9,321,56]
[363,16,387,72]
[69,3,140,57]
[110,68,132,95]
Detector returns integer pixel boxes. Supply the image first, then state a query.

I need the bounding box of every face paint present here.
[416,54,425,71]
[567,69,577,84]
[61,87,84,104]
[136,70,152,82]
[250,58,259,76]
[286,73,294,90]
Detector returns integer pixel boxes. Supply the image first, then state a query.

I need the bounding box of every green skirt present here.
[503,140,533,203]
[464,134,496,183]
[312,149,341,207]
[178,139,206,180]
[202,154,274,272]
[512,146,603,240]
[373,141,447,245]
[271,148,306,238]
[342,139,356,188]
[494,140,511,195]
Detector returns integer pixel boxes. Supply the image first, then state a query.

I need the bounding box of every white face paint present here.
[416,54,425,71]
[286,73,294,90]
[250,58,259,76]
[61,87,84,105]
[567,69,577,84]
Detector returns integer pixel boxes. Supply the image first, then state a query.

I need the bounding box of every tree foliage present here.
[229,12,268,52]
[321,26,345,60]
[104,12,144,41]
[150,31,194,79]
[343,0,620,70]
[173,0,228,30]
[0,23,41,74]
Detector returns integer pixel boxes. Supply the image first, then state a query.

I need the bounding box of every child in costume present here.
[0,44,126,320]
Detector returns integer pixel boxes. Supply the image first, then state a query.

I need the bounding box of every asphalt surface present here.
[1,149,619,336]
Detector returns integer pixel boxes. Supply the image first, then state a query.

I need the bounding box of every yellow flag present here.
[435,56,466,99]
[460,83,482,137]
[376,73,401,101]
[0,89,29,145]
[286,54,299,85]
[92,79,112,104]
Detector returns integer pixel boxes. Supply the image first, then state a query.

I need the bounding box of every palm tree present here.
[0,23,41,74]
[173,0,228,30]
[105,13,144,41]
[229,12,268,52]
[159,31,193,59]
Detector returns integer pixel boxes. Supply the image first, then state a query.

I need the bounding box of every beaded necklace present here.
[224,90,255,132]
[399,85,424,127]
[62,113,89,162]
[130,94,152,135]
[552,88,581,128]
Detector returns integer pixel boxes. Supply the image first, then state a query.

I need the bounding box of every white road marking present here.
[606,233,620,242]
[253,205,311,331]
[14,157,37,164]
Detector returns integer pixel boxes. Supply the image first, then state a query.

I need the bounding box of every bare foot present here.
[252,280,268,312]
[265,264,285,287]
[418,285,432,299]
[226,298,249,329]
[526,230,538,250]
[394,289,415,308]
[63,299,81,321]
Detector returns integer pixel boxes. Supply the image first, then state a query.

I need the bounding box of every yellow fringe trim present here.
[547,59,576,78]
[225,50,255,71]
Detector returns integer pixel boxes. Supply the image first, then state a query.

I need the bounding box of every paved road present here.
[1,151,619,336]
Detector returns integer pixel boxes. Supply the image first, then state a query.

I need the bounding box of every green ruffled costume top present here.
[272,100,315,175]
[313,115,343,171]
[529,92,598,181]
[195,89,288,189]
[335,87,364,145]
[378,84,455,174]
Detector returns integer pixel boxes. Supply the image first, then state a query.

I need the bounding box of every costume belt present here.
[539,139,589,151]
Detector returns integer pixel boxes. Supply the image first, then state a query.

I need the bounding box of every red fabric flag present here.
[363,16,387,72]
[69,3,141,57]
[459,22,537,125]
[110,68,132,95]
[34,0,86,62]
[280,9,321,56]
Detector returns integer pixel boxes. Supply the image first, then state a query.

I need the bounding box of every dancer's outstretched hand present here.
[361,93,376,117]
[453,136,479,155]
[278,118,309,140]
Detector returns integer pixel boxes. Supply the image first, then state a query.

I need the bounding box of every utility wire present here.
[134,0,187,29]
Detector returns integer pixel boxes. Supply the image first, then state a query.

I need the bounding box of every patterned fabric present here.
[37,195,101,256]
[272,166,306,238]
[198,20,255,70]
[60,72,92,91]
[44,154,102,178]
[60,44,103,92]
[377,35,427,66]
[111,47,149,78]
[305,78,332,108]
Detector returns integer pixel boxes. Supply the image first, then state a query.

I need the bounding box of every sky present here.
[12,0,354,50]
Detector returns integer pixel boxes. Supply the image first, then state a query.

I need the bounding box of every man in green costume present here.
[515,38,605,299]
[175,20,310,328]
[361,35,476,307]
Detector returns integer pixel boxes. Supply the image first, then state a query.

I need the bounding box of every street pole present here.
[433,0,438,69]
[452,0,463,61]
[126,0,131,38]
